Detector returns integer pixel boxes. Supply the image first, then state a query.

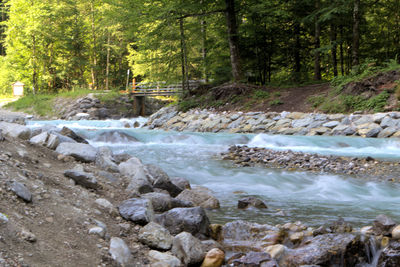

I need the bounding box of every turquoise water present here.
[27,119,400,226]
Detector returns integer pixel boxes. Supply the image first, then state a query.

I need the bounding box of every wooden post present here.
[132,78,136,92]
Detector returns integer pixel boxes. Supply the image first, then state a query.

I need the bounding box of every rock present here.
[95,198,115,214]
[171,232,205,265]
[0,122,31,140]
[281,234,367,266]
[373,214,396,236]
[139,222,173,250]
[88,226,106,238]
[322,121,340,128]
[125,167,154,196]
[142,192,192,212]
[0,129,4,141]
[237,196,267,209]
[118,198,155,225]
[176,187,220,209]
[95,146,119,172]
[201,239,224,252]
[93,131,139,143]
[60,127,88,143]
[155,207,210,237]
[20,229,37,242]
[231,251,273,266]
[148,250,181,267]
[392,225,400,240]
[29,132,49,146]
[200,248,225,267]
[0,213,8,223]
[109,237,132,266]
[11,181,32,202]
[171,177,191,191]
[377,241,400,266]
[46,134,60,150]
[378,126,398,138]
[64,170,99,190]
[264,244,287,260]
[118,156,144,177]
[146,164,183,197]
[56,142,97,162]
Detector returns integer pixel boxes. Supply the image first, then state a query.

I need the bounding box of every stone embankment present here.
[222,145,400,181]
[3,119,400,265]
[147,106,400,138]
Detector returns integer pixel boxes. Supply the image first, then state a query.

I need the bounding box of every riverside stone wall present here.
[147,106,400,138]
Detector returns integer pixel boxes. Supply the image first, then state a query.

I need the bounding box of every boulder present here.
[60,127,88,143]
[46,134,60,150]
[93,131,139,143]
[64,170,99,190]
[11,181,32,202]
[373,214,396,236]
[139,222,173,250]
[171,232,205,265]
[0,122,31,140]
[142,192,192,212]
[146,164,182,197]
[109,237,132,266]
[171,177,191,191]
[125,167,154,196]
[30,132,60,150]
[56,142,97,162]
[155,207,210,237]
[377,241,400,266]
[118,198,154,225]
[237,196,268,209]
[118,157,144,177]
[95,146,119,173]
[148,250,181,267]
[176,187,220,209]
[392,225,400,240]
[0,129,4,141]
[201,248,225,267]
[230,251,275,266]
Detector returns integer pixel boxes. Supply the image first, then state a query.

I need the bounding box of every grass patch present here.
[269,99,283,106]
[252,90,270,99]
[307,95,326,108]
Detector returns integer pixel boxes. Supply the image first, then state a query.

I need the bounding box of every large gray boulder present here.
[125,167,154,196]
[56,142,97,162]
[373,214,396,236]
[60,127,88,144]
[146,164,182,197]
[139,222,173,250]
[176,187,220,209]
[148,250,181,267]
[64,170,99,190]
[93,131,139,143]
[142,192,192,212]
[171,232,205,265]
[118,157,144,177]
[155,207,210,237]
[95,146,119,172]
[118,198,155,225]
[0,122,31,140]
[29,132,60,150]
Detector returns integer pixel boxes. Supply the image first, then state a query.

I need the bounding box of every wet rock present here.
[176,187,220,209]
[281,234,367,266]
[109,237,132,266]
[11,181,32,202]
[201,248,225,267]
[377,241,400,266]
[171,177,191,191]
[201,239,224,252]
[95,146,119,172]
[118,198,155,225]
[142,192,192,212]
[0,122,31,140]
[139,222,173,250]
[56,142,97,162]
[373,214,396,236]
[171,232,205,265]
[146,164,182,197]
[392,225,400,240]
[148,250,181,267]
[264,244,287,260]
[237,196,268,209]
[60,127,88,144]
[231,251,274,266]
[328,217,353,233]
[64,170,99,190]
[155,207,210,237]
[93,131,139,143]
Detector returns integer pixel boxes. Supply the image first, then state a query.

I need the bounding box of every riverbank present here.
[2,118,400,266]
[147,106,400,138]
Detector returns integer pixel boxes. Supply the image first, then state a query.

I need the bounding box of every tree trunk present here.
[225,0,242,82]
[352,0,360,67]
[90,0,97,89]
[179,18,190,93]
[340,25,345,76]
[0,1,6,56]
[314,0,321,80]
[201,18,208,82]
[105,31,111,90]
[32,35,37,93]
[331,24,338,77]
[294,22,301,80]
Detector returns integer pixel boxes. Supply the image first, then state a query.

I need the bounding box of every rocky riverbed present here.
[221,145,400,181]
[147,106,400,138]
[3,111,400,266]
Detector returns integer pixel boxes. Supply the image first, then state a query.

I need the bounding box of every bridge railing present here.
[125,80,203,96]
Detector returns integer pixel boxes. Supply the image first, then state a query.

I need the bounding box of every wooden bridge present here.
[125,80,203,115]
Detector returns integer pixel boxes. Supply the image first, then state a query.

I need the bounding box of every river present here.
[27,118,400,227]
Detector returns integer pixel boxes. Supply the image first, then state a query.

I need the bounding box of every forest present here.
[0,0,399,94]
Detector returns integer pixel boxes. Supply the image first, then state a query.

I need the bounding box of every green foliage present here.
[178,98,198,112]
[252,90,270,99]
[269,99,283,106]
[307,95,325,108]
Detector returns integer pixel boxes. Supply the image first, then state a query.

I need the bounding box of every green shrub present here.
[269,99,283,106]
[178,98,198,112]
[252,90,270,99]
[307,95,325,108]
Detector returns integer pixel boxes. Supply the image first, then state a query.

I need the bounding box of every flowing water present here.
[27,118,400,227]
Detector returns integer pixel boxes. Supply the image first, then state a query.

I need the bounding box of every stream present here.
[28,118,400,227]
